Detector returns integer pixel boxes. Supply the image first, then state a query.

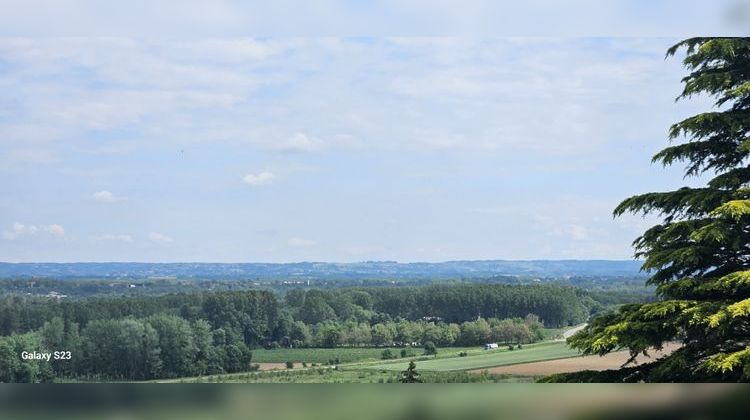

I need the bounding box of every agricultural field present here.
[166,367,397,384]
[252,327,569,364]
[252,347,404,364]
[166,340,587,383]
[164,366,514,384]
[475,342,681,377]
[251,345,496,364]
[366,342,581,372]
[161,326,592,383]
[540,326,568,340]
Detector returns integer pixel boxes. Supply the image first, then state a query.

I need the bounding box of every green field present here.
[366,341,580,371]
[165,367,525,383]
[252,347,385,363]
[252,327,567,364]
[162,327,582,382]
[541,327,567,340]
[163,341,580,383]
[174,367,397,383]
[251,346,484,364]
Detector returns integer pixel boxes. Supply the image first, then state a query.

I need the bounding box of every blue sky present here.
[0,37,716,262]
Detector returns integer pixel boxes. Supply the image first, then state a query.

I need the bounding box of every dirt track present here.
[472,342,681,376]
[256,363,294,370]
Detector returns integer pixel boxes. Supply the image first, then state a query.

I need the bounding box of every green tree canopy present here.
[557,37,750,382]
[423,341,437,357]
[298,295,336,325]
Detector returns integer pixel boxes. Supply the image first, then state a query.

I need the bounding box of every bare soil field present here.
[473,342,681,376]
[256,363,294,371]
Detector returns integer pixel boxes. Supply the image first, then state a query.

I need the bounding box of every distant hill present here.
[0,260,644,280]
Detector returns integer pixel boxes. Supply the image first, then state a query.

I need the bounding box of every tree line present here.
[0,283,595,381]
[286,284,592,327]
[0,284,592,338]
[0,313,250,382]
[0,313,545,382]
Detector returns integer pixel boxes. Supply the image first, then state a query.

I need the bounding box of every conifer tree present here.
[557,38,750,382]
[400,360,423,383]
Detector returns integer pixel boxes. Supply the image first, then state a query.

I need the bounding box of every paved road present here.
[562,324,587,340]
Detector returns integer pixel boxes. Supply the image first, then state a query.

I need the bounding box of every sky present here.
[0,35,723,263]
[0,0,745,37]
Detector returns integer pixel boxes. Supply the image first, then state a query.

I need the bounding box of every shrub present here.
[285,361,294,369]
[423,341,437,356]
[400,348,415,358]
[381,349,396,360]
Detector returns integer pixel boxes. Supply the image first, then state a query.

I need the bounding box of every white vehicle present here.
[484,343,498,350]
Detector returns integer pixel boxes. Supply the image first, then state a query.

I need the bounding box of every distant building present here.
[484,343,498,350]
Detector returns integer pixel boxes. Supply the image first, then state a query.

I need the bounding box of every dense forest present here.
[0,274,653,298]
[0,283,620,382]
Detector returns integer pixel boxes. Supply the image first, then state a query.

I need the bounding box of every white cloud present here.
[3,222,64,240]
[148,232,173,243]
[46,224,65,236]
[99,234,134,243]
[276,132,323,153]
[0,37,698,261]
[2,223,29,240]
[50,90,245,130]
[6,148,60,164]
[243,171,276,186]
[287,237,316,247]
[0,37,683,160]
[567,224,589,241]
[184,39,287,62]
[92,190,125,202]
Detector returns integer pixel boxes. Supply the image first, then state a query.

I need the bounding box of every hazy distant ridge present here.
[0,260,643,279]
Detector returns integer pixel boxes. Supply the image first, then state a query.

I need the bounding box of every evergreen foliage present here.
[560,38,750,382]
[400,360,422,383]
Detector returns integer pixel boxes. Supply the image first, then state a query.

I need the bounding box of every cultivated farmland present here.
[473,342,681,377]
[251,346,483,364]
[366,341,581,372]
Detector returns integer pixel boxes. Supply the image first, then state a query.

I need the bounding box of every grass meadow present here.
[365,342,581,372]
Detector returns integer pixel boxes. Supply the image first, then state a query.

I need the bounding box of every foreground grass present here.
[179,368,396,383]
[166,366,526,383]
[366,341,580,372]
